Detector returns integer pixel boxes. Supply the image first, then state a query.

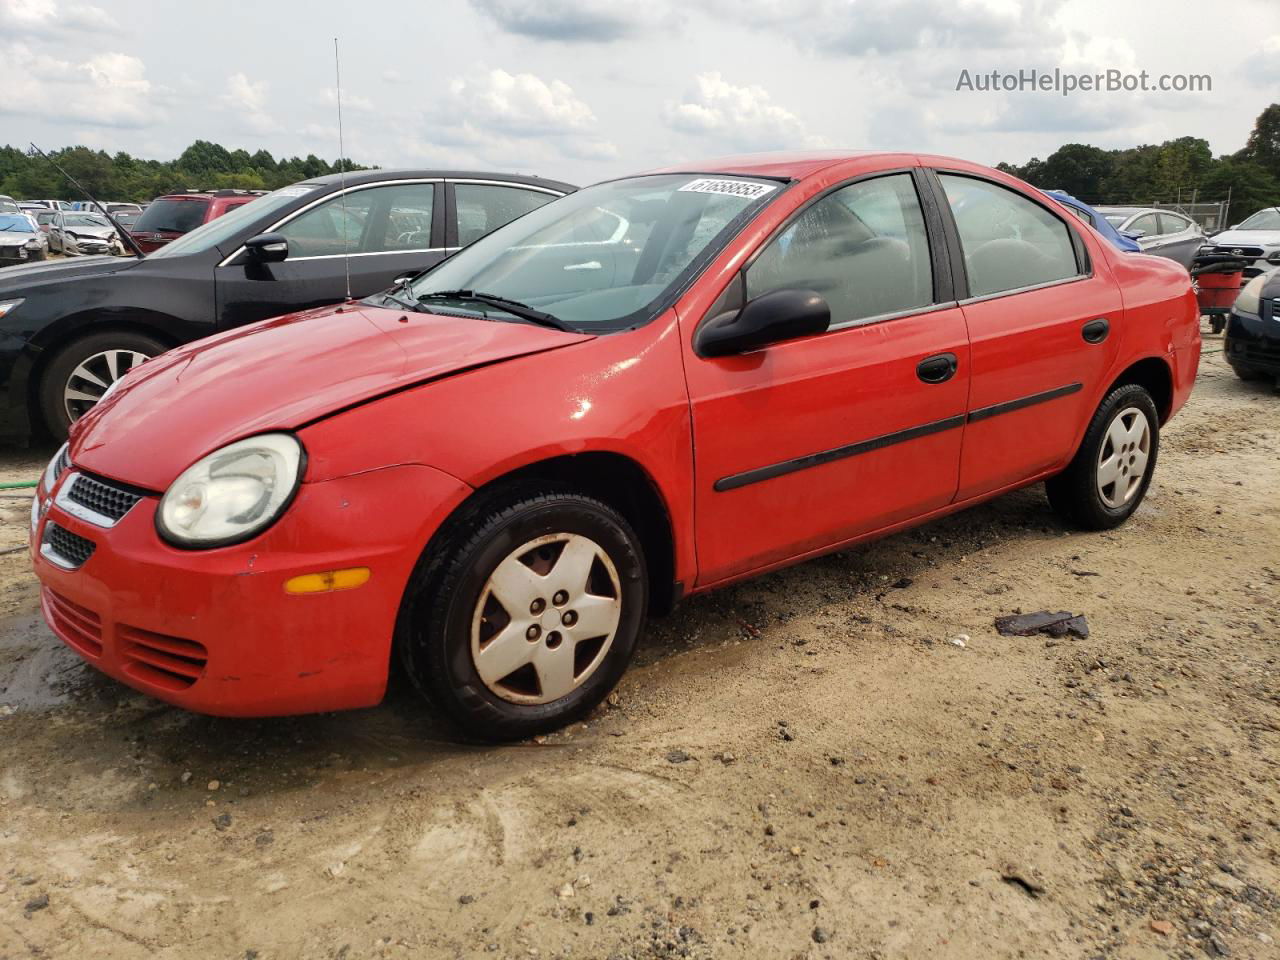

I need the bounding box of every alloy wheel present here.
[63,349,151,421]
[1096,406,1151,508]
[470,532,622,705]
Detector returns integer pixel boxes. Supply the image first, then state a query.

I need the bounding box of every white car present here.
[48,211,121,257]
[0,213,49,266]
[1200,207,1280,279]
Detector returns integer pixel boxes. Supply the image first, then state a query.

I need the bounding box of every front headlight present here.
[25,239,41,249]
[1234,272,1272,317]
[0,298,25,320]
[41,442,69,495]
[157,433,304,548]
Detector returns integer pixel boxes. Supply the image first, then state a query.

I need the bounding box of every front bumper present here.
[30,462,472,716]
[1224,303,1280,374]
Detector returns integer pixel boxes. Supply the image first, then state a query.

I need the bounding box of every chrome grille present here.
[1210,244,1265,258]
[42,521,95,569]
[66,473,142,523]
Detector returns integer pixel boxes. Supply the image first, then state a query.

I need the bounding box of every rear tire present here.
[1046,383,1159,531]
[38,331,165,440]
[397,484,648,742]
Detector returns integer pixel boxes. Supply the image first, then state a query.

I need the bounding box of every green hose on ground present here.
[0,480,38,490]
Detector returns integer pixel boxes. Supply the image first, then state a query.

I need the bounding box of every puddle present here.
[0,612,100,711]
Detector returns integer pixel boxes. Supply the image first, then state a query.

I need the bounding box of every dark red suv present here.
[129,190,264,253]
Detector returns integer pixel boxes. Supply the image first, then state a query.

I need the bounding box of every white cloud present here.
[1239,34,1280,87]
[0,42,158,128]
[0,0,118,35]
[448,69,598,136]
[664,72,829,151]
[220,72,274,134]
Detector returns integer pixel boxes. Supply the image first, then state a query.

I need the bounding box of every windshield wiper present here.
[417,289,572,332]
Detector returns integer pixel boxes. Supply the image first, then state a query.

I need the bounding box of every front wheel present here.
[398,486,648,741]
[1046,383,1160,530]
[38,331,165,439]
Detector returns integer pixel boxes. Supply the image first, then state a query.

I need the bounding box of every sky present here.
[2,0,1279,186]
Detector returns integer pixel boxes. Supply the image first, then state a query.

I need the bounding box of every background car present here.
[128,190,267,253]
[1044,190,1141,252]
[0,213,49,266]
[48,211,121,257]
[1223,266,1280,384]
[33,210,57,235]
[0,168,574,440]
[1199,207,1280,279]
[28,152,1199,740]
[1094,206,1205,267]
[0,196,19,214]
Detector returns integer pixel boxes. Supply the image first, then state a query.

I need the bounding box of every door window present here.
[455,184,556,247]
[1158,213,1190,235]
[939,175,1081,297]
[278,183,436,258]
[1127,212,1160,238]
[745,173,933,325]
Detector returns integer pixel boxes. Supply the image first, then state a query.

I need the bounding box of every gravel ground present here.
[0,324,1276,960]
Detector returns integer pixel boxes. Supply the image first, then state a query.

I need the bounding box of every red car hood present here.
[70,303,592,490]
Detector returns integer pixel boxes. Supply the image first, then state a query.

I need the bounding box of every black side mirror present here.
[1123,230,1145,240]
[244,232,289,263]
[696,288,831,358]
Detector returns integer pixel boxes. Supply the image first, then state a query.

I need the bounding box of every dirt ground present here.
[1,325,1276,960]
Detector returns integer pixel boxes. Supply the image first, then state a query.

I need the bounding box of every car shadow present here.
[3,483,1072,800]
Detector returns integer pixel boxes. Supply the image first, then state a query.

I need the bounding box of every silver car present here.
[49,211,122,257]
[1199,207,1280,279]
[0,213,49,266]
[1094,206,1206,269]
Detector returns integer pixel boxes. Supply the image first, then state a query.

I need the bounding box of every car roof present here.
[641,151,883,181]
[1094,206,1151,215]
[295,168,578,193]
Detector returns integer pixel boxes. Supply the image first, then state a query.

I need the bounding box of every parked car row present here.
[0,170,573,439]
[24,150,1202,741]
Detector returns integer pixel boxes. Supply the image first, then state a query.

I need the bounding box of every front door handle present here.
[916,352,958,384]
[1082,318,1110,343]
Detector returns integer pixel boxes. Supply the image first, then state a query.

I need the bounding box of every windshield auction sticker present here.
[679,178,777,200]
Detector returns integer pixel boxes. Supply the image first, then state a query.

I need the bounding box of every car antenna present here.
[27,142,146,259]
[333,37,352,301]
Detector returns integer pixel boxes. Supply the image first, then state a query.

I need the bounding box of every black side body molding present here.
[965,382,1083,424]
[714,381,1084,492]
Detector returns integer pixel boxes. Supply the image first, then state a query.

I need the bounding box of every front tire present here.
[398,486,648,742]
[38,331,165,439]
[1046,383,1159,530]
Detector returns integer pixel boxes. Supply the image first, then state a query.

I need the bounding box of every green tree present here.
[1237,103,1280,180]
[1198,158,1280,224]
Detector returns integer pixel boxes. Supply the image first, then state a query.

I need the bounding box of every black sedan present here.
[0,169,574,441]
[1224,266,1280,386]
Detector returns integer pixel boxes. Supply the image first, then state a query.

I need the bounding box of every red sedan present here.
[30,152,1200,740]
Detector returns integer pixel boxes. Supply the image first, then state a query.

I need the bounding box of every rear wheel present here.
[1046,383,1159,530]
[398,486,648,741]
[38,331,165,439]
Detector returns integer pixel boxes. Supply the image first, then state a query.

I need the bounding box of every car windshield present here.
[132,197,210,235]
[407,174,783,332]
[1236,209,1280,231]
[65,214,109,228]
[0,215,32,232]
[147,185,318,259]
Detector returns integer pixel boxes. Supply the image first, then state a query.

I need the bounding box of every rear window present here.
[133,198,210,234]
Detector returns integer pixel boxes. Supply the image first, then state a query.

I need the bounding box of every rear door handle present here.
[1082,318,1110,343]
[916,353,958,384]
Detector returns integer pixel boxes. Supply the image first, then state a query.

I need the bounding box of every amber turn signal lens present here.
[284,567,371,595]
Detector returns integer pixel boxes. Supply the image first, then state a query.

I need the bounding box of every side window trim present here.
[217,178,446,267]
[924,168,1092,303]
[700,167,952,338]
[445,179,567,251]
